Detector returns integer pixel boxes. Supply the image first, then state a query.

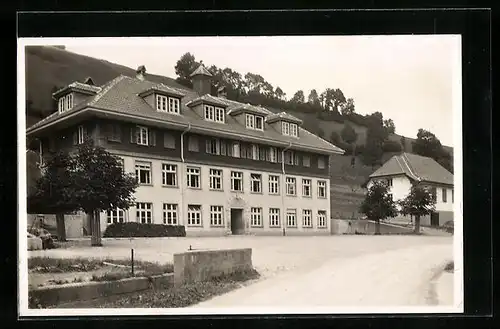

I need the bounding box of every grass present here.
[28,257,174,275]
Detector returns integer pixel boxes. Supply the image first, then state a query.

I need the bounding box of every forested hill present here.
[25,46,453,159]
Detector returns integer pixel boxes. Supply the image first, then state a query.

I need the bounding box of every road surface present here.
[192,243,453,308]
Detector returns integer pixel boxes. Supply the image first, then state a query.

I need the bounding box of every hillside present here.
[24,46,452,219]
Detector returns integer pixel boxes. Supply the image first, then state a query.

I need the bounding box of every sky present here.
[63,35,460,146]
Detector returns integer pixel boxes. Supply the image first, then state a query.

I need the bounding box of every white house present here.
[364,152,454,227]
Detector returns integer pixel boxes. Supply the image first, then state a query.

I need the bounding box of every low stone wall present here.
[29,273,173,307]
[174,248,252,287]
[27,214,85,239]
[28,237,42,250]
[335,219,413,235]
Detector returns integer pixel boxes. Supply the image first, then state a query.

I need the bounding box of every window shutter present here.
[277,149,282,163]
[220,141,226,155]
[149,130,156,146]
[72,131,78,145]
[206,140,211,153]
[130,127,136,144]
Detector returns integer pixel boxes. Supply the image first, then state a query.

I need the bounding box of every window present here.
[318,156,326,169]
[187,205,202,226]
[269,175,280,195]
[58,97,64,113]
[255,116,264,130]
[318,180,327,198]
[117,157,125,172]
[250,208,263,227]
[442,188,447,203]
[163,204,178,225]
[204,105,225,123]
[136,203,152,224]
[317,210,327,228]
[162,164,177,187]
[65,93,74,110]
[241,143,253,159]
[156,95,167,112]
[156,95,180,114]
[286,177,296,196]
[252,144,260,160]
[269,208,281,227]
[107,208,125,224]
[188,135,199,152]
[290,123,298,137]
[108,124,122,142]
[245,114,255,129]
[387,178,393,187]
[388,193,393,201]
[136,126,149,146]
[302,179,311,197]
[77,125,86,145]
[286,209,297,227]
[303,155,310,167]
[135,161,152,185]
[187,167,201,188]
[259,147,266,161]
[168,97,180,114]
[231,171,243,192]
[284,151,299,165]
[210,206,224,226]
[209,169,223,190]
[282,121,290,135]
[267,147,278,163]
[206,138,221,155]
[302,209,312,228]
[451,189,454,203]
[164,133,176,149]
[430,187,437,202]
[250,174,262,193]
[229,142,240,158]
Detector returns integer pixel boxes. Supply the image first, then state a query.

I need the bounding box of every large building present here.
[26,64,344,236]
[364,152,454,227]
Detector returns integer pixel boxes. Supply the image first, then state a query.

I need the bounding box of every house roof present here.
[266,111,303,124]
[27,74,344,155]
[52,81,102,98]
[369,152,453,186]
[189,64,212,77]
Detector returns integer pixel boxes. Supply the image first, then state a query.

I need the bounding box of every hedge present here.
[103,222,186,238]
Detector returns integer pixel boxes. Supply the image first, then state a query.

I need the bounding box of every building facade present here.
[26,65,344,236]
[365,153,454,227]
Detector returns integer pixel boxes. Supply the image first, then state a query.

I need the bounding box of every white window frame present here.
[210,205,224,227]
[250,207,263,227]
[318,180,327,198]
[77,125,85,145]
[163,203,178,225]
[206,138,221,155]
[137,126,149,146]
[168,97,180,114]
[204,105,214,121]
[209,168,223,190]
[65,93,74,110]
[58,97,65,113]
[269,208,281,227]
[250,173,262,193]
[317,210,327,228]
[186,167,201,189]
[230,142,240,158]
[302,179,312,197]
[245,113,255,129]
[107,208,125,224]
[290,123,298,137]
[161,163,177,187]
[268,147,278,163]
[286,209,297,227]
[136,202,153,224]
[269,175,280,195]
[254,116,264,130]
[135,161,152,185]
[156,94,168,112]
[251,144,259,160]
[231,171,243,192]
[187,204,202,226]
[286,177,296,196]
[282,121,290,136]
[442,188,447,203]
[302,209,312,228]
[284,150,295,165]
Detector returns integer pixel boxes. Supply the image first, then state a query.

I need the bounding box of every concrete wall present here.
[335,219,412,235]
[27,213,85,238]
[173,248,253,286]
[98,155,331,235]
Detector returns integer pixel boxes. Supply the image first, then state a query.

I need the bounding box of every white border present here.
[18,36,464,317]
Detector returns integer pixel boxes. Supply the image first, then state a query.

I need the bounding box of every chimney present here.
[190,61,212,96]
[136,65,146,81]
[217,85,227,99]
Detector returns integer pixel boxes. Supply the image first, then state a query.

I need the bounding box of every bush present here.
[103,222,186,238]
[382,140,403,153]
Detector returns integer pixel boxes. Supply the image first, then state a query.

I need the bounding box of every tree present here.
[400,136,407,152]
[275,87,286,101]
[398,183,436,234]
[290,90,305,103]
[412,128,453,173]
[361,112,388,167]
[72,140,139,246]
[340,98,356,116]
[174,52,198,88]
[383,119,396,134]
[359,180,398,234]
[330,131,340,145]
[341,123,358,159]
[319,88,346,114]
[307,89,320,107]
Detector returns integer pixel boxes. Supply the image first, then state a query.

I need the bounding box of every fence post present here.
[131,248,134,275]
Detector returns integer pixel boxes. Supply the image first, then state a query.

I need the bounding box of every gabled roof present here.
[369,152,453,186]
[52,81,102,98]
[27,74,344,155]
[138,83,186,98]
[186,94,229,108]
[189,64,212,77]
[266,112,303,124]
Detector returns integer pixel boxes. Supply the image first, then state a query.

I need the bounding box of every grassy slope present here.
[25,46,451,218]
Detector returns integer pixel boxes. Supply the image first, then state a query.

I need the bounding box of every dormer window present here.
[58,93,74,114]
[204,105,225,123]
[156,94,180,114]
[282,122,289,135]
[282,121,298,137]
[246,114,264,131]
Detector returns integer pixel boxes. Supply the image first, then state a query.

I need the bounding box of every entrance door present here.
[230,208,244,235]
[430,212,440,227]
